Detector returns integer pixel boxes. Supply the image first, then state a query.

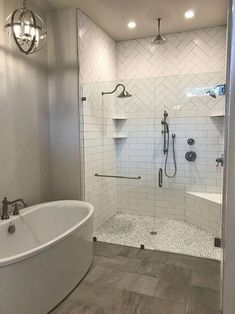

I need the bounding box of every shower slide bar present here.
[95,173,141,180]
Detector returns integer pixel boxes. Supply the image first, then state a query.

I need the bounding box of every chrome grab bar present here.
[159,168,163,188]
[95,173,141,180]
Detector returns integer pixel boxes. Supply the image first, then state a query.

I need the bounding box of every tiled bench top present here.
[186,192,222,205]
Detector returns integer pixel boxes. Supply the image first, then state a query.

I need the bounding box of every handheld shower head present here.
[204,84,226,99]
[204,88,217,99]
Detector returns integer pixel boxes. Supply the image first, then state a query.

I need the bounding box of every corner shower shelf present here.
[210,111,225,117]
[112,116,128,120]
[113,134,128,139]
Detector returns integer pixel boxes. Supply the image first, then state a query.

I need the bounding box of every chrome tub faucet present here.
[1,197,26,220]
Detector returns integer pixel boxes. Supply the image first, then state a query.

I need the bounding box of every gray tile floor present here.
[51,242,221,314]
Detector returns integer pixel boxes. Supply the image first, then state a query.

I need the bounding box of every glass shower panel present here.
[154,71,225,259]
[83,72,225,261]
[115,78,156,218]
[154,71,225,190]
[81,80,118,229]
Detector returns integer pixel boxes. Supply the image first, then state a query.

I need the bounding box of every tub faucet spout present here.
[1,197,26,220]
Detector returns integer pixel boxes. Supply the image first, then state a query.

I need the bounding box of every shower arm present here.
[102,84,126,96]
[158,18,161,35]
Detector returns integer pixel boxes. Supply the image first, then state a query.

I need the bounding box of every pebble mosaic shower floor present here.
[95,213,222,261]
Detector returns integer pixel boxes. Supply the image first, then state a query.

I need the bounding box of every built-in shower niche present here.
[112,116,128,139]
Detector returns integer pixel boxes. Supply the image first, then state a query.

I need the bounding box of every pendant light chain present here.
[23,0,27,10]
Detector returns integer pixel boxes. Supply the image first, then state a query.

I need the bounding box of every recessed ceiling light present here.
[185,10,195,19]
[128,21,136,29]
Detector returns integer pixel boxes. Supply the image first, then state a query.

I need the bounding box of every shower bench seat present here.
[185,192,222,237]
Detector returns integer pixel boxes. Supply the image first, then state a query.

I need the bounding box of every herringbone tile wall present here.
[117,27,226,80]
[117,71,225,117]
[154,72,225,115]
[116,72,225,116]
[78,10,116,83]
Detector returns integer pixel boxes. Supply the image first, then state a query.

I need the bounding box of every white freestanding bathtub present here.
[0,200,94,314]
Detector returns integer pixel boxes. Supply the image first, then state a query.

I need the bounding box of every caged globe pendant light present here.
[4,0,47,55]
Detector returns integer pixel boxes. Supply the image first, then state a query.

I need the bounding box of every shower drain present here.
[150,231,158,235]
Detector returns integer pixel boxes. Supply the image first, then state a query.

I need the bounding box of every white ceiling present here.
[36,0,228,41]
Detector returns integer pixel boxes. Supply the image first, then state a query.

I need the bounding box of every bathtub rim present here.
[0,200,94,267]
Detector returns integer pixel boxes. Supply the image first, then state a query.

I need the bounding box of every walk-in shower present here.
[161,110,177,179]
[79,8,225,262]
[0,0,229,312]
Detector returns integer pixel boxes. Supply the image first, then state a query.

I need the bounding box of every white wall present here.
[0,0,51,206]
[47,8,82,200]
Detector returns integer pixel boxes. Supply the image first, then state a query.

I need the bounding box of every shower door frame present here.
[222,0,235,313]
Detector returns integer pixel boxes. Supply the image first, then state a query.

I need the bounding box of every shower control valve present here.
[185,151,197,162]
[187,138,195,145]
